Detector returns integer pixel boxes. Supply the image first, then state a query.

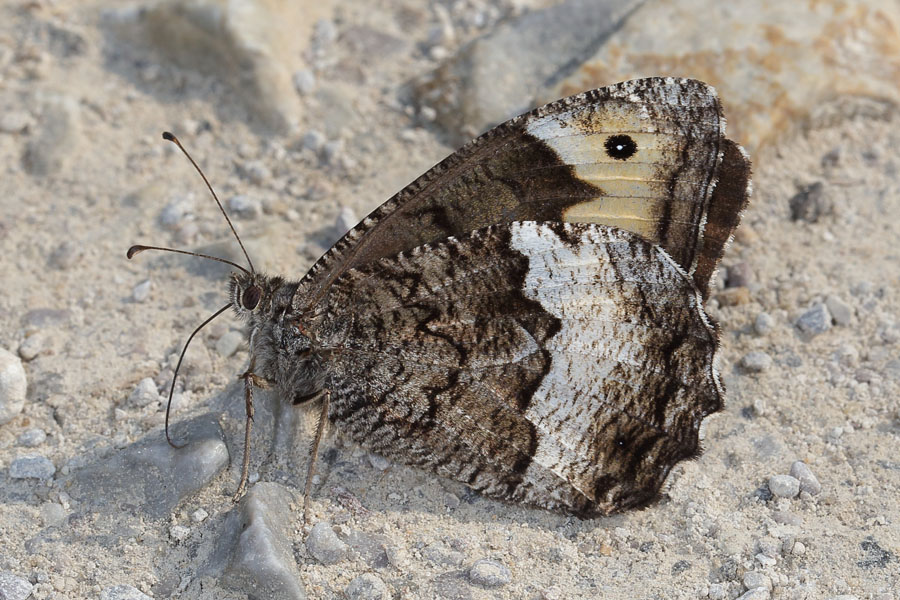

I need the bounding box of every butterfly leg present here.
[303,389,331,524]
[233,365,269,501]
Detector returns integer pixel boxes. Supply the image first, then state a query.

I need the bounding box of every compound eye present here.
[242,285,261,310]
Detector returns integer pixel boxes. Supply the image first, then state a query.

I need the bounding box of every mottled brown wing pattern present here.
[314,222,721,516]
[297,77,749,308]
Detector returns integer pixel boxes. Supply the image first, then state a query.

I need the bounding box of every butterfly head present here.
[229,272,278,318]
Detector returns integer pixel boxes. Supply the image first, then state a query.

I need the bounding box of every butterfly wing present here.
[298,77,749,307]
[316,221,721,516]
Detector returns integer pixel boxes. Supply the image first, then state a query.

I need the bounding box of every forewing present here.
[316,221,722,516]
[297,77,750,306]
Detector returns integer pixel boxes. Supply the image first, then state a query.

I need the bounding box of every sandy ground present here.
[0,1,898,599]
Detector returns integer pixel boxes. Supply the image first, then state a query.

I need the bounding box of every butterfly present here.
[130,77,750,518]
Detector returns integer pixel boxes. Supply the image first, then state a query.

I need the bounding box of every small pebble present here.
[99,584,153,600]
[306,522,348,565]
[293,69,316,95]
[708,583,726,600]
[0,348,27,424]
[741,351,772,373]
[335,206,358,236]
[468,558,511,588]
[40,502,67,527]
[792,541,806,555]
[132,279,151,303]
[726,262,753,288]
[159,194,195,229]
[743,571,772,591]
[302,129,326,153]
[227,195,262,219]
[825,295,853,326]
[18,333,46,362]
[344,573,388,600]
[190,508,209,523]
[789,181,830,222]
[0,111,34,133]
[322,139,344,165]
[47,240,83,270]
[789,461,822,495]
[754,553,776,567]
[215,330,244,358]
[0,572,33,600]
[754,312,774,336]
[18,427,47,447]
[10,454,55,479]
[768,474,800,498]
[367,453,391,471]
[796,304,832,336]
[128,377,160,408]
[738,588,770,600]
[169,525,190,542]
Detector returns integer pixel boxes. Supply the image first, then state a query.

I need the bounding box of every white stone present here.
[128,377,160,408]
[768,474,801,498]
[132,279,151,302]
[789,461,822,495]
[0,572,34,600]
[0,348,27,424]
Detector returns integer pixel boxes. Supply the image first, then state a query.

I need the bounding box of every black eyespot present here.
[242,285,261,310]
[604,134,637,160]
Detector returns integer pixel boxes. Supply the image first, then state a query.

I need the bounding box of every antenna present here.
[126,244,250,275]
[162,132,255,274]
[164,304,231,449]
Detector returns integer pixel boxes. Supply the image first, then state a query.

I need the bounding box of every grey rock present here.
[413,0,641,144]
[306,522,348,565]
[0,111,34,133]
[0,572,33,600]
[796,304,832,336]
[47,240,84,270]
[790,461,822,495]
[10,455,55,479]
[39,501,67,527]
[18,428,47,447]
[789,181,831,222]
[367,453,391,471]
[754,312,775,335]
[738,588,770,600]
[220,483,306,600]
[238,161,271,186]
[158,194,195,229]
[708,583,726,600]
[743,571,772,591]
[768,474,800,499]
[23,94,82,176]
[128,377,160,408]
[467,558,511,588]
[191,507,209,523]
[741,351,773,373]
[227,194,262,219]
[69,414,228,518]
[345,573,388,600]
[292,69,316,95]
[825,295,853,326]
[0,348,27,424]
[215,330,244,358]
[301,129,326,153]
[99,584,152,600]
[169,524,191,542]
[726,262,753,288]
[132,279,152,303]
[17,333,47,362]
[106,0,317,133]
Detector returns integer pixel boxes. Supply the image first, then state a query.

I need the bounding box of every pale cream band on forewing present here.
[525,115,694,242]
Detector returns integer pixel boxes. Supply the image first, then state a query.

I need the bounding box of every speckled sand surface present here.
[0,1,898,599]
